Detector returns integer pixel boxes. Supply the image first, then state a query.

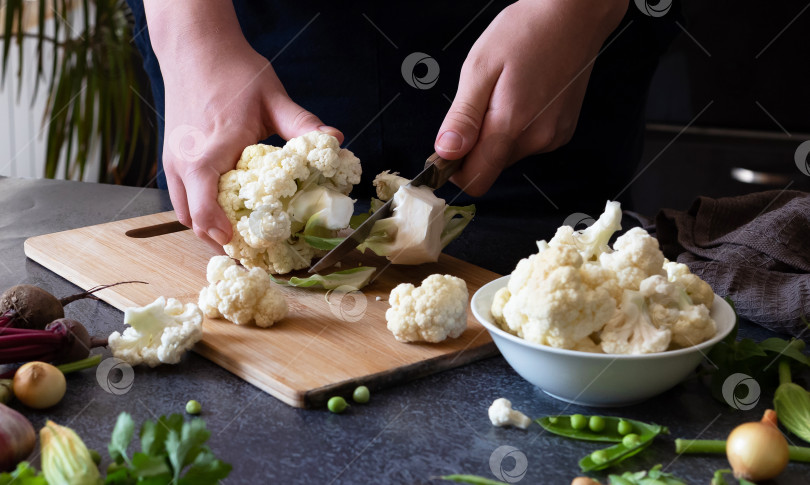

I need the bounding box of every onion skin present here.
[12,361,67,409]
[727,409,789,482]
[0,403,36,472]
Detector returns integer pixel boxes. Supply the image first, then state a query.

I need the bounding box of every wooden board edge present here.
[303,333,500,408]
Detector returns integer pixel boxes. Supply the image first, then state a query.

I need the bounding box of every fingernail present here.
[318,125,338,136]
[208,228,229,246]
[437,131,463,152]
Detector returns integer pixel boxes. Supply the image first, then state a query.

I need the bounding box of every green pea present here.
[590,449,609,465]
[328,396,348,413]
[353,385,370,404]
[617,419,633,436]
[622,433,641,448]
[570,414,587,430]
[89,449,101,466]
[588,415,606,432]
[548,416,559,424]
[185,399,202,415]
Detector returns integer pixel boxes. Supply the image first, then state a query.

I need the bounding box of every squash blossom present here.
[40,420,101,485]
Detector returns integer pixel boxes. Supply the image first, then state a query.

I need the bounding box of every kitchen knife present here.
[308,153,462,273]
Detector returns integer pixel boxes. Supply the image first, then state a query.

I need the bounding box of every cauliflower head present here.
[499,245,618,349]
[218,131,362,274]
[109,297,203,367]
[639,275,716,348]
[198,255,288,328]
[488,398,531,429]
[386,274,469,343]
[598,227,666,290]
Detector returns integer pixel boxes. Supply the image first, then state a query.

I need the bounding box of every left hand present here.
[435,0,629,196]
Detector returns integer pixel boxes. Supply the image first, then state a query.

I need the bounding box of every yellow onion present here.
[12,361,66,409]
[726,409,789,481]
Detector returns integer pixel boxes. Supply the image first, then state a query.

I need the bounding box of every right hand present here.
[161,44,342,249]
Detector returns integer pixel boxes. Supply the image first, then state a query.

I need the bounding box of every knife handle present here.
[424,153,464,189]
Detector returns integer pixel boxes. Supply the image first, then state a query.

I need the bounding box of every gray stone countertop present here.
[0,176,807,484]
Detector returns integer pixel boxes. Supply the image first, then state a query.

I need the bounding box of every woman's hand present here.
[434,0,628,196]
[145,0,341,249]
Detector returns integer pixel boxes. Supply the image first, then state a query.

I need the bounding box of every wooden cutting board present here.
[24,212,500,408]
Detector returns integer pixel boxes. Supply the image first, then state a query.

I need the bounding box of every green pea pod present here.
[536,415,666,443]
[579,439,654,472]
[440,474,508,485]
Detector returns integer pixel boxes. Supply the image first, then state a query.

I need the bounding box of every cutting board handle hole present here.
[125,221,189,238]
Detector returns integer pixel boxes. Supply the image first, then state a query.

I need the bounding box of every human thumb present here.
[269,94,344,144]
[434,63,497,160]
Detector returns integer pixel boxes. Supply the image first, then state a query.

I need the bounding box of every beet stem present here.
[59,280,147,307]
[90,337,108,348]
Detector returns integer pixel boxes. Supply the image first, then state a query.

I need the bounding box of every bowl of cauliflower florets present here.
[471,201,735,407]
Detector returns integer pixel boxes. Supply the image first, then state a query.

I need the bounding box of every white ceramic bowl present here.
[472,276,736,407]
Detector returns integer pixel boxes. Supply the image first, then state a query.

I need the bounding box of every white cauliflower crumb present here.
[198,255,287,327]
[386,274,468,343]
[488,398,531,429]
[108,296,203,367]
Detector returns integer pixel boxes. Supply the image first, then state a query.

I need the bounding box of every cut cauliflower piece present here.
[639,275,716,348]
[198,256,287,327]
[664,261,714,309]
[488,398,531,429]
[598,227,666,291]
[373,170,410,201]
[499,245,618,349]
[109,297,203,367]
[217,131,362,274]
[600,289,671,354]
[547,200,622,261]
[386,274,469,343]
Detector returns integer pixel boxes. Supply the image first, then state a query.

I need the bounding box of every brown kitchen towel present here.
[654,190,810,339]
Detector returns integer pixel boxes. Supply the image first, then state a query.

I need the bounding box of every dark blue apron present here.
[126,0,680,217]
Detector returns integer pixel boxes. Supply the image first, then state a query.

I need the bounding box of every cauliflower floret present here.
[547,200,622,261]
[598,227,666,290]
[490,287,511,331]
[386,274,469,343]
[198,256,287,328]
[639,275,716,348]
[218,131,361,274]
[600,289,671,354]
[499,246,618,349]
[373,170,410,201]
[488,398,531,429]
[664,261,714,309]
[109,297,203,367]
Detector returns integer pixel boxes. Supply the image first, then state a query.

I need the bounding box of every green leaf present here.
[441,204,476,248]
[271,266,376,290]
[166,418,211,482]
[177,451,233,485]
[774,380,810,444]
[108,412,136,466]
[130,452,171,479]
[302,234,345,250]
[349,213,370,229]
[760,338,810,366]
[0,462,47,485]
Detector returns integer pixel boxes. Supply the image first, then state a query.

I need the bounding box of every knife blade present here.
[308,153,462,273]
